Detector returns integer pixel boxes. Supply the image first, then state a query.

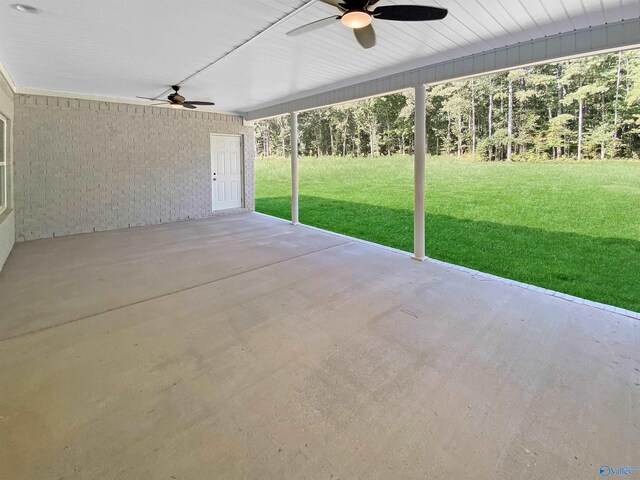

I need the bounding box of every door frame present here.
[210,133,244,212]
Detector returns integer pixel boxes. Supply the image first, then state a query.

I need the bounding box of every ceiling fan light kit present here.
[341,10,372,29]
[287,0,448,49]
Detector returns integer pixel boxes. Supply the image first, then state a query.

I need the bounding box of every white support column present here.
[413,86,426,261]
[290,111,299,225]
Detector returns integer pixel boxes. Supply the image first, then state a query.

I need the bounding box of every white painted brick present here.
[14,95,256,241]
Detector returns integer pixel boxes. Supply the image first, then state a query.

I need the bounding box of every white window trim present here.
[0,113,6,216]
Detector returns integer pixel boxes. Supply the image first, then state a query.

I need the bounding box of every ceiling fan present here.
[287,0,448,49]
[136,85,215,109]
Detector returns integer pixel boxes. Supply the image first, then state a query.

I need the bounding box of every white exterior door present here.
[211,134,243,211]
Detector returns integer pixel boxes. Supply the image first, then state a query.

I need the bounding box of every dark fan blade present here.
[318,0,347,10]
[373,5,448,21]
[354,24,376,49]
[181,103,197,109]
[287,16,339,36]
[136,96,168,102]
[340,0,370,7]
[186,101,216,106]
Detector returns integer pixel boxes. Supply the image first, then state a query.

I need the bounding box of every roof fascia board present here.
[245,18,640,120]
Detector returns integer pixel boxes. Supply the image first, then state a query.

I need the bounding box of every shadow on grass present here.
[257,195,640,313]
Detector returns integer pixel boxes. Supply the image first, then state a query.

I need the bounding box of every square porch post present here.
[413,85,426,261]
[290,111,299,225]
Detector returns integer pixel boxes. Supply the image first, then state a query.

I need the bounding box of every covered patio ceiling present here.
[0,0,638,116]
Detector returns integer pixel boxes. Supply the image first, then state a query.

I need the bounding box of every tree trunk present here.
[278,118,286,157]
[488,94,493,137]
[557,64,564,157]
[370,125,374,157]
[601,93,606,159]
[457,113,462,157]
[557,64,563,117]
[329,125,335,156]
[488,93,493,160]
[615,50,622,135]
[471,79,476,157]
[578,98,584,160]
[343,131,347,156]
[425,108,430,156]
[507,80,513,161]
[447,112,451,155]
[342,116,348,156]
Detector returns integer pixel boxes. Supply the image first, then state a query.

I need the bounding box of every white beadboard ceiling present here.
[0,0,638,114]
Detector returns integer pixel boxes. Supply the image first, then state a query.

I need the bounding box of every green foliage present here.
[628,57,640,105]
[546,113,574,155]
[256,155,640,312]
[585,123,620,158]
[256,50,640,160]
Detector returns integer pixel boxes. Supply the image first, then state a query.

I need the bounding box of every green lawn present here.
[255,155,640,312]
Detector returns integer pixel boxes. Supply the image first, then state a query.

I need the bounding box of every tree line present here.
[256,50,640,161]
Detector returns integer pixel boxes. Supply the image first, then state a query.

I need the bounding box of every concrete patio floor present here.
[0,212,638,479]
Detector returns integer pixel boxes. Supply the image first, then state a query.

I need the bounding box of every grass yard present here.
[255,155,640,312]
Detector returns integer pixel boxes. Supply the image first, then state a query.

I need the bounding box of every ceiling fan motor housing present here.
[168,92,185,104]
[167,85,184,104]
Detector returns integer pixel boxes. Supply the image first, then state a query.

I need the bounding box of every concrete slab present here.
[0,213,348,340]
[0,213,638,479]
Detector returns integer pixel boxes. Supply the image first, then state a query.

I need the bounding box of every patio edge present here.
[252,211,640,321]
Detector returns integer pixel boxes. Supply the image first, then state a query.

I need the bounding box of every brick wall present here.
[13,95,255,241]
[0,69,14,270]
